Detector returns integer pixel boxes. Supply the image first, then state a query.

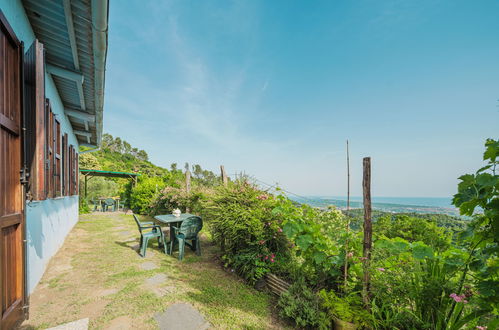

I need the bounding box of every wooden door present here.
[0,12,26,330]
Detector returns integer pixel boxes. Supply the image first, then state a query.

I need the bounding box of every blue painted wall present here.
[1,0,80,294]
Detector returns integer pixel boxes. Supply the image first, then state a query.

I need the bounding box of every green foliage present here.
[79,197,91,214]
[275,199,353,288]
[374,214,452,251]
[453,138,499,316]
[277,280,329,329]
[129,176,166,214]
[204,180,291,283]
[151,184,212,216]
[319,290,371,327]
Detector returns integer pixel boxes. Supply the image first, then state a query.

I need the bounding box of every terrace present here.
[21,212,287,329]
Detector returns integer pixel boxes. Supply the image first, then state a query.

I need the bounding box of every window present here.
[54,119,61,197]
[24,39,79,200]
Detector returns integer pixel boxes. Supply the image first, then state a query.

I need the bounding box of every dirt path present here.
[20,213,286,329]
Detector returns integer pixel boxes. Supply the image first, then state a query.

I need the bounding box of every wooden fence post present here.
[186,170,191,193]
[220,165,228,186]
[185,169,191,213]
[344,140,351,292]
[362,157,372,308]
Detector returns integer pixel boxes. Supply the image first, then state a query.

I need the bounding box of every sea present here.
[289,196,460,216]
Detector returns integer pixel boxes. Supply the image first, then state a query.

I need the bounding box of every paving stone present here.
[96,288,119,297]
[154,303,210,330]
[46,318,89,330]
[139,261,158,271]
[154,285,175,297]
[145,273,167,286]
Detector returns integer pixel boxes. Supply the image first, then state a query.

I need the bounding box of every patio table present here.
[154,213,198,249]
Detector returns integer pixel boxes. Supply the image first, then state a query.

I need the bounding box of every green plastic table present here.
[154,213,198,248]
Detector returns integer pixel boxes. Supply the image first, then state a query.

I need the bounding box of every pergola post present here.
[84,174,88,199]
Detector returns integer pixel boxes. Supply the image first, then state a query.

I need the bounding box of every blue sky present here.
[103,0,499,197]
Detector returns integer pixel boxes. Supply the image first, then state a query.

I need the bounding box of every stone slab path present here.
[154,303,210,330]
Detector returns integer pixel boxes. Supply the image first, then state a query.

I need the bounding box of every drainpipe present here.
[91,0,109,147]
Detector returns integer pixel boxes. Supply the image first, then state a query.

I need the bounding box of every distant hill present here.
[79,133,169,176]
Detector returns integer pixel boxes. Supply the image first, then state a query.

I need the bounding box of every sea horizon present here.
[289,196,459,216]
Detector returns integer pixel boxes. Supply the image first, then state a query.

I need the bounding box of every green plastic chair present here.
[170,216,203,260]
[133,214,167,257]
[104,198,116,212]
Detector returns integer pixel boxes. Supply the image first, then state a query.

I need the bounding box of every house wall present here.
[0,0,80,294]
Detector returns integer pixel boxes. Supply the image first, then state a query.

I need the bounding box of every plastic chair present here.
[133,214,167,257]
[170,216,202,260]
[103,198,116,212]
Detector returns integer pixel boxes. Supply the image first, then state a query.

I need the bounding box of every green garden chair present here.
[103,198,116,212]
[133,214,168,257]
[170,216,203,260]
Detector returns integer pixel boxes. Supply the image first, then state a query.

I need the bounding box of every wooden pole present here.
[185,169,191,213]
[362,157,372,308]
[186,170,191,193]
[220,165,228,186]
[343,140,350,292]
[347,140,350,212]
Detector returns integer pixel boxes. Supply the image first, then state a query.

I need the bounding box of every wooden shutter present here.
[75,152,79,195]
[54,120,61,197]
[68,145,74,195]
[45,100,53,198]
[0,9,27,328]
[23,39,45,200]
[62,133,68,195]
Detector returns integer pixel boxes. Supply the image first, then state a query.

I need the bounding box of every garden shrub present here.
[204,180,292,283]
[151,184,212,216]
[319,290,372,328]
[79,196,91,214]
[129,176,166,214]
[277,279,329,329]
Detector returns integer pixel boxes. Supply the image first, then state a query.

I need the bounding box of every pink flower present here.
[271,254,275,258]
[476,326,487,330]
[264,256,268,260]
[450,293,468,303]
[346,252,353,258]
[256,194,269,200]
[377,268,385,272]
[278,228,283,233]
[259,240,265,245]
[360,257,368,261]
[270,259,274,263]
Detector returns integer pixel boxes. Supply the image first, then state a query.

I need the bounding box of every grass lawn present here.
[21,213,287,329]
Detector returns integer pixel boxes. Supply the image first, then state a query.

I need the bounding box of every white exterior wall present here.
[0,0,80,294]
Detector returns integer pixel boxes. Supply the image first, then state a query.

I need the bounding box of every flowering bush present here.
[150,184,212,216]
[204,180,292,283]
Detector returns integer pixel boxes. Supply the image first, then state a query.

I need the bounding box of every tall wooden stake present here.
[220,165,228,186]
[362,157,372,308]
[347,140,350,212]
[185,169,191,212]
[343,140,351,292]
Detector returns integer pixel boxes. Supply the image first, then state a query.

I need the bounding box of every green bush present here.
[319,290,371,328]
[79,197,91,214]
[151,184,211,215]
[278,280,329,329]
[204,180,292,283]
[374,214,452,251]
[129,176,166,214]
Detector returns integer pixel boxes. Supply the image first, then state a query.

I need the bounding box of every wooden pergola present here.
[79,169,140,198]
